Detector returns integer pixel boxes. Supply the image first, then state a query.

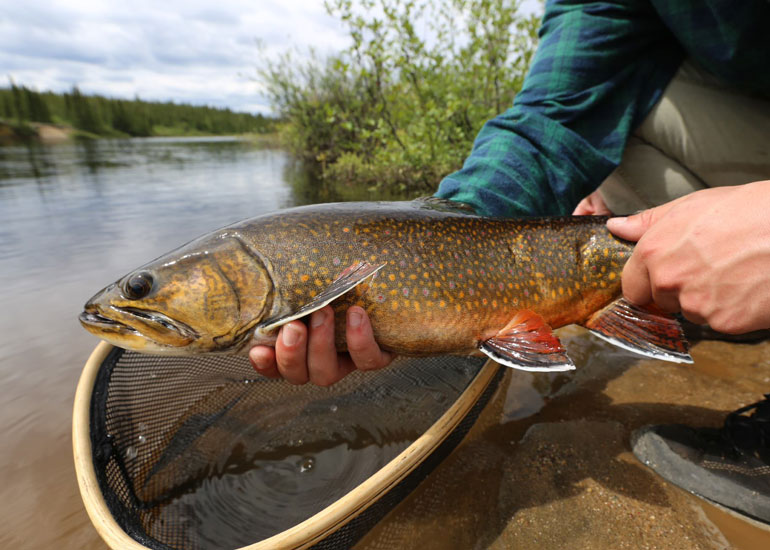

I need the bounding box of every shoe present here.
[631,394,770,525]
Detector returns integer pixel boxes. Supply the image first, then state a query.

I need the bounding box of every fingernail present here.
[348,309,363,328]
[311,308,327,328]
[282,324,300,346]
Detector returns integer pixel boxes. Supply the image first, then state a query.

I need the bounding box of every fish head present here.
[79,232,273,354]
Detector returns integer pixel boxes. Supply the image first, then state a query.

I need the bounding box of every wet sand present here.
[357,330,770,550]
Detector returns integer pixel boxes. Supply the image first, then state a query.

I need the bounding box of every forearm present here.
[437,0,683,217]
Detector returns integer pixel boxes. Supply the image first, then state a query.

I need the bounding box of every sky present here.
[1,0,541,115]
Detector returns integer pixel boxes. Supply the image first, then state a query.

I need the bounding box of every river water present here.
[0,137,412,549]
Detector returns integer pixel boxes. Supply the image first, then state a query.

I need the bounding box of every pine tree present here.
[70,86,102,133]
[10,82,28,122]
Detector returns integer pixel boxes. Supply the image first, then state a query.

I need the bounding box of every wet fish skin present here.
[80,200,689,368]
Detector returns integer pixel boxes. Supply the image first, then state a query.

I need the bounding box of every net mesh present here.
[88,348,500,550]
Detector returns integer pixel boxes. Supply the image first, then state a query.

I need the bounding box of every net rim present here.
[74,341,149,550]
[73,341,500,550]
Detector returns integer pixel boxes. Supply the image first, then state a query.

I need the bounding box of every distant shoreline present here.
[0,121,281,147]
[0,121,74,145]
[1,85,275,145]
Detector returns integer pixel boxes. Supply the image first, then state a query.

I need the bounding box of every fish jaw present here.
[79,299,199,353]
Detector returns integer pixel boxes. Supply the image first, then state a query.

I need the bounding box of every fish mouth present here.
[79,306,198,341]
[79,308,139,335]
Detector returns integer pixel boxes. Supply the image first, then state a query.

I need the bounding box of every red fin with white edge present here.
[479,310,575,372]
[582,298,692,364]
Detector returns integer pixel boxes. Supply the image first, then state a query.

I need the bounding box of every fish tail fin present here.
[582,298,692,364]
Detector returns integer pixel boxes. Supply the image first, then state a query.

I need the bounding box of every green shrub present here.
[260,0,540,192]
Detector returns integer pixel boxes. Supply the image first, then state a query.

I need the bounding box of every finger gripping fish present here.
[80,200,691,371]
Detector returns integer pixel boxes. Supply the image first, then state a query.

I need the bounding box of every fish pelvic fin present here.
[479,310,576,372]
[582,298,693,364]
[257,261,386,333]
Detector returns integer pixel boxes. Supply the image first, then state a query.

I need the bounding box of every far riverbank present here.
[0,121,74,145]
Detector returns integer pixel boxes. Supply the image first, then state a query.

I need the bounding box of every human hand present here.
[606,181,770,334]
[249,305,394,386]
[573,189,613,216]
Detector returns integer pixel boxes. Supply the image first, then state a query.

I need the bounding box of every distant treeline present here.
[0,83,274,137]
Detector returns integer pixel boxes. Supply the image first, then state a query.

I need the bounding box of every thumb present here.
[606,197,683,242]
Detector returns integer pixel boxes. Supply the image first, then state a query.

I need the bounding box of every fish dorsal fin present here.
[479,310,576,372]
[582,298,693,364]
[413,196,478,215]
[257,261,386,333]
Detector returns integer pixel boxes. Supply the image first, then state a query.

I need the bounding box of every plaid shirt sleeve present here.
[435,0,684,217]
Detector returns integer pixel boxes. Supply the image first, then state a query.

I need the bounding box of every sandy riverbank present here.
[0,121,74,145]
[357,329,770,550]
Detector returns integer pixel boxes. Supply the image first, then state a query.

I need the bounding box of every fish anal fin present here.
[479,310,575,372]
[257,261,385,333]
[583,298,692,364]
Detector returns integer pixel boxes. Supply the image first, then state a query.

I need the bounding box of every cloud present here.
[0,0,541,114]
[0,0,349,113]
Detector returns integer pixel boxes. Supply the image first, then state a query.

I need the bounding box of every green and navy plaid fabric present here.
[436,0,770,217]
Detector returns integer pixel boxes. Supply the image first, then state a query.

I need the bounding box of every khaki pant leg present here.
[599,60,770,214]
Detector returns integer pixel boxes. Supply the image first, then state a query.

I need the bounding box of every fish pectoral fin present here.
[257,261,386,333]
[478,310,575,372]
[581,298,693,364]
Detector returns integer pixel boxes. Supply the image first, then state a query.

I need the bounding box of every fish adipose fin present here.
[479,310,576,372]
[582,298,693,364]
[258,261,386,332]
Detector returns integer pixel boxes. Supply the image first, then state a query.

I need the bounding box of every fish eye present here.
[123,272,154,300]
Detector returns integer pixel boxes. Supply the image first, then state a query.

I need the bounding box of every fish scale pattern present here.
[235,202,632,355]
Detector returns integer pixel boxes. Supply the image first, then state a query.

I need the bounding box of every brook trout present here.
[80,200,691,371]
